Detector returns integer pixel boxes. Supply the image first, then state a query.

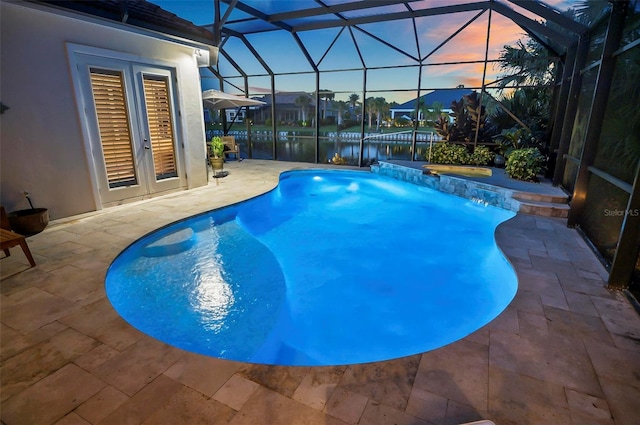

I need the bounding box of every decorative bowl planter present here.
[210,157,225,179]
[210,157,224,171]
[8,208,49,236]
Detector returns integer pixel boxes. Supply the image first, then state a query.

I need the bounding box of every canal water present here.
[214,131,439,164]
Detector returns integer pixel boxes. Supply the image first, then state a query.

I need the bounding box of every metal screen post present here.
[548,45,577,179]
[270,74,277,160]
[359,70,367,167]
[552,36,590,186]
[568,1,628,226]
[315,72,320,164]
[608,162,640,289]
[244,77,252,159]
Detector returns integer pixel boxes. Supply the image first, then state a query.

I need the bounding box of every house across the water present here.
[389,88,474,123]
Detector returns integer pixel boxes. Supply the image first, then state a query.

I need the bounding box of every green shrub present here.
[428,142,469,165]
[505,148,546,181]
[469,145,494,165]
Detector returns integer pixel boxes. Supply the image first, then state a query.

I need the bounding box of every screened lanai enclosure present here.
[191,0,639,294]
[29,0,637,292]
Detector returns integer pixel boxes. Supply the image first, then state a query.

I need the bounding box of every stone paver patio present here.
[1,159,639,425]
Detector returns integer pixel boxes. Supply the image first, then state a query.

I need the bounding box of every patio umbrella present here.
[202,89,265,110]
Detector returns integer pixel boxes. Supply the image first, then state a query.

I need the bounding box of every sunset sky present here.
[152,0,577,103]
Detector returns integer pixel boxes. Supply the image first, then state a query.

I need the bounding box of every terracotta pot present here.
[7,208,49,236]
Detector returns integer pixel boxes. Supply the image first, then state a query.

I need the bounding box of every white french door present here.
[134,65,184,195]
[77,56,185,205]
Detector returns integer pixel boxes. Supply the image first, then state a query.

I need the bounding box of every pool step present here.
[512,190,570,205]
[513,190,571,218]
[517,199,571,217]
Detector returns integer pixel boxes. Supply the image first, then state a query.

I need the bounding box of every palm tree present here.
[572,0,611,26]
[426,101,443,127]
[319,89,335,120]
[416,97,428,126]
[497,39,555,89]
[491,88,548,138]
[348,93,360,113]
[417,98,443,127]
[294,94,311,124]
[365,97,376,129]
[494,26,556,149]
[334,100,347,126]
[374,97,388,131]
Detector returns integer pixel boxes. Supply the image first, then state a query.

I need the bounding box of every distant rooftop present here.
[256,92,316,107]
[392,88,474,110]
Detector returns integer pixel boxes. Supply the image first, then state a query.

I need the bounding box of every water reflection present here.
[236,133,434,163]
[191,253,234,333]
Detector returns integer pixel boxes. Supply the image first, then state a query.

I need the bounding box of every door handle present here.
[144,145,150,150]
[143,138,150,149]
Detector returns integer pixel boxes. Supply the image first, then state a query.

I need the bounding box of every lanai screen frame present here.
[204,0,580,162]
[202,0,638,292]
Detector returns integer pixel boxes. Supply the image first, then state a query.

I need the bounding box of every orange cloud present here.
[421,11,527,62]
[413,9,529,88]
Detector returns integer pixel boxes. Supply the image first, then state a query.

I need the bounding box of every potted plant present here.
[209,136,225,171]
[7,192,49,236]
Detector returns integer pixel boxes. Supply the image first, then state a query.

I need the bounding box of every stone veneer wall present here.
[371,161,521,212]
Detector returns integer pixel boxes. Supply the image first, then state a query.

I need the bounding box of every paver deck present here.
[1,159,639,425]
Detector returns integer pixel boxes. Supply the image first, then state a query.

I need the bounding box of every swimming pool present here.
[106,169,518,366]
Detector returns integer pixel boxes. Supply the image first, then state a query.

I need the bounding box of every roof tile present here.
[37,0,214,45]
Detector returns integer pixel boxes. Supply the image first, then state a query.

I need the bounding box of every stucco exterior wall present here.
[0,2,209,220]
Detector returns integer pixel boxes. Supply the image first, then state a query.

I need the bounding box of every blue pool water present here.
[106,170,518,366]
